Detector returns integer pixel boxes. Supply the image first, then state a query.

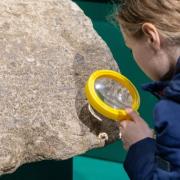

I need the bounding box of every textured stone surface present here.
[0,0,120,175]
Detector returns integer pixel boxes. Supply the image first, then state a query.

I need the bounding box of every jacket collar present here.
[142,57,180,101]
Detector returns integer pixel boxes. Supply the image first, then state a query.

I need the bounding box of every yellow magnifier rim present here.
[85,70,140,121]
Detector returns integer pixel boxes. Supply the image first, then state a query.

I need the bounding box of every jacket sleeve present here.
[123,137,156,180]
[123,99,180,180]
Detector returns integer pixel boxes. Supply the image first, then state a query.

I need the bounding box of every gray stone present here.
[0,0,120,175]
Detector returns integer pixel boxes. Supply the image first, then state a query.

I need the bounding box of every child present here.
[115,0,180,179]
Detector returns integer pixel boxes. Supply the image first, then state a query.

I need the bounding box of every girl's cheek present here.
[133,52,149,74]
[132,51,143,67]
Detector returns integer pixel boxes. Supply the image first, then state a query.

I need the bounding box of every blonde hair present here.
[115,0,180,44]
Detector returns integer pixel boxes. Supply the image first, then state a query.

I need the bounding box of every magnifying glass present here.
[85,70,140,121]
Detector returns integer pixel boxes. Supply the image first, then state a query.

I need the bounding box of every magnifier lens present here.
[94,77,133,109]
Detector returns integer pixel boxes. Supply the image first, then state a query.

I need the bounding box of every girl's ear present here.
[142,23,161,51]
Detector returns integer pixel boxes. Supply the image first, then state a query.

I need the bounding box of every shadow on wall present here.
[73,52,120,145]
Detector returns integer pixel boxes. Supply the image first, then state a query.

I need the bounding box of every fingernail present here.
[120,121,126,128]
[125,107,133,113]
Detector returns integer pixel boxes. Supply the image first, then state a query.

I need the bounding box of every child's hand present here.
[119,108,153,150]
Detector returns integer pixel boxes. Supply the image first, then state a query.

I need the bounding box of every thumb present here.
[125,108,141,122]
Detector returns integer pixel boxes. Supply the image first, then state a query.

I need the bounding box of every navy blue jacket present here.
[124,57,180,180]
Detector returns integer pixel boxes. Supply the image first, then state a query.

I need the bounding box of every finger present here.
[123,141,129,150]
[119,121,127,128]
[125,108,142,123]
[124,144,129,151]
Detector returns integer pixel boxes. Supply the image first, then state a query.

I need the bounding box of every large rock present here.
[0,0,120,175]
